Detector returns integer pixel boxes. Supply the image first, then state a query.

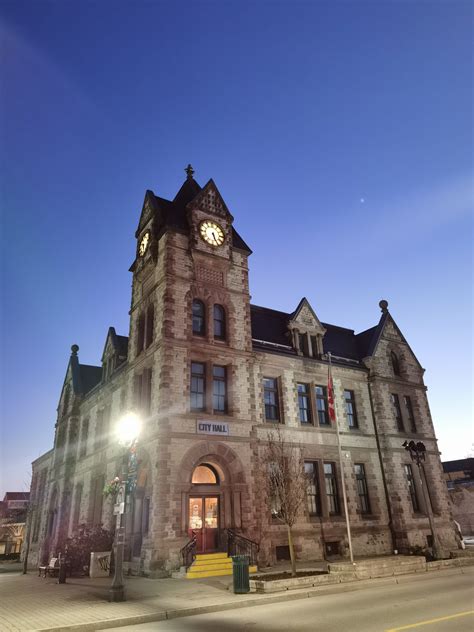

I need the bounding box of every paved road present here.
[108,568,474,631]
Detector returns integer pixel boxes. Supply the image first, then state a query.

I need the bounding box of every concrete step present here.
[191,561,233,572]
[194,552,228,561]
[186,565,258,579]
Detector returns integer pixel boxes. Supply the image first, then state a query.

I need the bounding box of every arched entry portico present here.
[177,442,247,554]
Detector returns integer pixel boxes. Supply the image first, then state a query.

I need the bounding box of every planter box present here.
[251,572,337,594]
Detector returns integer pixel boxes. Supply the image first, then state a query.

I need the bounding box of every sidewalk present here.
[0,559,472,632]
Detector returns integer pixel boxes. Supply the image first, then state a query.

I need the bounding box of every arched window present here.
[391,351,401,376]
[213,304,226,340]
[192,464,219,484]
[136,312,145,354]
[192,300,205,336]
[145,304,154,348]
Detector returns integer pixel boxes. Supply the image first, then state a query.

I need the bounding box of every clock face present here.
[139,232,150,256]
[199,221,225,247]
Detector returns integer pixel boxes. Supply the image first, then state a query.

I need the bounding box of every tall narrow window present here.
[213,365,227,412]
[405,464,420,512]
[79,418,89,457]
[213,305,226,340]
[304,461,321,515]
[344,390,358,429]
[354,464,371,514]
[192,300,205,336]
[145,304,154,348]
[404,395,416,432]
[143,498,150,534]
[391,351,401,376]
[324,462,339,514]
[298,333,308,356]
[391,394,404,432]
[298,383,312,424]
[316,386,329,426]
[136,312,145,355]
[191,362,205,411]
[72,483,83,529]
[142,369,152,414]
[263,377,280,422]
[91,475,105,525]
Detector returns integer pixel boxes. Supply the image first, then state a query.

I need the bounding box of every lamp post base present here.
[109,585,125,602]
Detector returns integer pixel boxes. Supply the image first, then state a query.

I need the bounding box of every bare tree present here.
[259,427,307,577]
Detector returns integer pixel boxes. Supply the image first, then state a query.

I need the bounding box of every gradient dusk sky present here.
[0,1,472,495]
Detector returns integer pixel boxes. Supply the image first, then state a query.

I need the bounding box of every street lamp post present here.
[109,412,141,603]
[402,440,442,560]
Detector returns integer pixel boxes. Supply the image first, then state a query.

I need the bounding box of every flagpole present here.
[328,352,355,565]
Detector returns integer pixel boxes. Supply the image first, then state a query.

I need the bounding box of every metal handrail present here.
[226,529,259,566]
[180,531,197,569]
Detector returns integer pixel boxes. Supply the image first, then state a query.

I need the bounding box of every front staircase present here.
[186,552,258,579]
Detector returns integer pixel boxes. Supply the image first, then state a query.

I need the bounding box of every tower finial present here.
[71,344,79,355]
[185,164,194,180]
[379,299,389,313]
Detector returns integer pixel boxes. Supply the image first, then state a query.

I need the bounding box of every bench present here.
[38,557,59,577]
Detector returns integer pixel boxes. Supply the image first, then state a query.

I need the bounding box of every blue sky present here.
[0,0,472,494]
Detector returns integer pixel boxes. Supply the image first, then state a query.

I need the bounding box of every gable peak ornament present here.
[185,164,195,180]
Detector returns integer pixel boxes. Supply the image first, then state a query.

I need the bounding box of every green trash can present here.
[232,555,250,594]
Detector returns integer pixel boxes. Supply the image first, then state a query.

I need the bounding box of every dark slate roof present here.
[442,458,474,476]
[250,304,380,362]
[355,325,379,359]
[79,365,102,394]
[151,177,251,254]
[251,305,292,347]
[322,323,360,361]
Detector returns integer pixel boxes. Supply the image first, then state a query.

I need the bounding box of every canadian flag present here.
[327,363,336,423]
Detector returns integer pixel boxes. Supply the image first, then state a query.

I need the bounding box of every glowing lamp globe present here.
[115,412,142,447]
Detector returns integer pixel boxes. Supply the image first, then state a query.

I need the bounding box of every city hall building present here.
[27,167,457,575]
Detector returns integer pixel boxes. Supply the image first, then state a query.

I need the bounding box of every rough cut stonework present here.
[26,169,458,575]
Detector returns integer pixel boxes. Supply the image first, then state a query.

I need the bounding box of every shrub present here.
[66,524,114,574]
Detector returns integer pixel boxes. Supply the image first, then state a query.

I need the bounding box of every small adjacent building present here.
[26,167,458,575]
[443,458,474,535]
[0,492,30,557]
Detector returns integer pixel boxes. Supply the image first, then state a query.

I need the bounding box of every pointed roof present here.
[186,178,233,221]
[101,327,129,362]
[134,168,251,254]
[250,300,415,363]
[61,345,102,398]
[289,297,326,334]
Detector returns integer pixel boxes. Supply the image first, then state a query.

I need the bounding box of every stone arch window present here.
[192,463,219,485]
[213,304,226,340]
[145,304,154,348]
[192,299,206,336]
[391,351,401,376]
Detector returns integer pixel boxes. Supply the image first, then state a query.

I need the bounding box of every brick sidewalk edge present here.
[35,565,473,632]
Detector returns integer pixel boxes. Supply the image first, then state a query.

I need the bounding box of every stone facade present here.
[26,169,458,574]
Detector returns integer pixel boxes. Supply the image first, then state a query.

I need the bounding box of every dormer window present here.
[192,300,206,336]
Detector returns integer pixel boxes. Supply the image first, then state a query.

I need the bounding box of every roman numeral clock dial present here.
[199,220,225,247]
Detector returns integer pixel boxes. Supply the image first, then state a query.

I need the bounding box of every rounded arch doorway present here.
[189,463,221,553]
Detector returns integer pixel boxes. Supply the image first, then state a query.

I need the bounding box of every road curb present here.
[34,565,472,632]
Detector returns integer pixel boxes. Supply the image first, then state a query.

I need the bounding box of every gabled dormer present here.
[358,300,424,382]
[288,297,326,357]
[101,327,128,382]
[186,176,235,260]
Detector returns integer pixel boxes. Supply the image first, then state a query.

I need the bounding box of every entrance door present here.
[188,497,219,553]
